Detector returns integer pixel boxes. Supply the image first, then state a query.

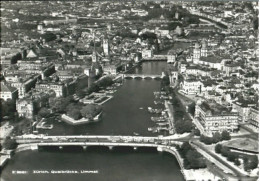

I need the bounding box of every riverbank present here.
[164,101,175,134]
[161,145,220,181]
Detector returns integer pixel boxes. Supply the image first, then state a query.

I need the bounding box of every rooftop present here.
[1,82,17,93]
[199,100,233,116]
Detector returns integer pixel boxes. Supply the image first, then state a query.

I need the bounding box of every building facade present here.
[194,100,239,136]
[16,98,34,119]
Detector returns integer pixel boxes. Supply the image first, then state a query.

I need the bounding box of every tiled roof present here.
[1,82,17,93]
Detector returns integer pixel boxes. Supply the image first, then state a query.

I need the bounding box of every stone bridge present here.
[122,74,164,79]
[142,55,167,61]
[14,134,188,151]
[14,134,189,179]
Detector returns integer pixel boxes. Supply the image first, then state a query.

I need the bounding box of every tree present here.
[38,107,50,118]
[200,134,213,145]
[186,150,206,169]
[11,53,22,64]
[87,83,100,94]
[41,32,57,42]
[76,89,86,99]
[212,132,222,143]
[244,156,258,171]
[66,103,83,113]
[175,120,192,134]
[227,152,236,162]
[3,137,18,150]
[220,146,230,157]
[178,142,192,157]
[221,130,231,141]
[215,144,222,153]
[97,77,113,88]
[80,104,102,119]
[50,96,74,113]
[0,99,17,121]
[234,158,241,166]
[188,102,196,116]
[161,76,170,89]
[67,108,82,120]
[193,128,200,136]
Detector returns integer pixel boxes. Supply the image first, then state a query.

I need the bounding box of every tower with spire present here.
[92,31,98,63]
[103,33,110,56]
[201,40,208,57]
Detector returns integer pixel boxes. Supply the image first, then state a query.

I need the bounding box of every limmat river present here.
[1,62,185,181]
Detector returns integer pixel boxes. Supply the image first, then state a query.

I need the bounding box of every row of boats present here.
[148,91,171,133]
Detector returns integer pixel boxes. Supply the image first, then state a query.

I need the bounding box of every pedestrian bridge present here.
[122,74,164,79]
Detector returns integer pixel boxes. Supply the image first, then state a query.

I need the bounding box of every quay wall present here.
[159,146,188,180]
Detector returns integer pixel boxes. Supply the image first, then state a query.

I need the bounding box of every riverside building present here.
[194,100,239,136]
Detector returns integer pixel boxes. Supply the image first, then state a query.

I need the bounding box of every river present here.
[1,61,185,181]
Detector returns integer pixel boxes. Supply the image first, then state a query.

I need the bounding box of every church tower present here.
[103,34,110,56]
[92,51,98,63]
[193,42,201,64]
[201,40,208,57]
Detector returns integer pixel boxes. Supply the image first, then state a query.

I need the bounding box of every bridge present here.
[142,55,167,61]
[14,134,188,151]
[122,74,164,79]
[14,134,186,173]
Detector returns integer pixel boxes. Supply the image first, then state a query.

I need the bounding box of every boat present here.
[156,122,169,126]
[139,107,143,110]
[93,111,102,121]
[36,121,53,130]
[133,132,139,136]
[44,124,53,129]
[152,129,158,133]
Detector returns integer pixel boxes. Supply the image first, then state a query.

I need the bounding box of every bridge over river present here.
[14,134,189,151]
[121,73,165,79]
[14,134,187,178]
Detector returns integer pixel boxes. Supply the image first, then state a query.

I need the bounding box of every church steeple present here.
[103,32,109,56]
[92,30,98,63]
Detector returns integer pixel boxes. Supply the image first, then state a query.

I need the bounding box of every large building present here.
[194,100,239,136]
[0,82,18,101]
[180,78,204,95]
[167,63,179,87]
[248,107,259,130]
[16,98,34,119]
[192,41,208,64]
[142,49,153,59]
[35,81,66,97]
[167,49,177,63]
[4,74,40,98]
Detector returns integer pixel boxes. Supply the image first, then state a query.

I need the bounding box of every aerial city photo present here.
[0,0,259,181]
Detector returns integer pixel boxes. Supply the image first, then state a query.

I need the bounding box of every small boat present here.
[139,107,143,110]
[93,111,102,121]
[133,132,139,136]
[152,129,158,133]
